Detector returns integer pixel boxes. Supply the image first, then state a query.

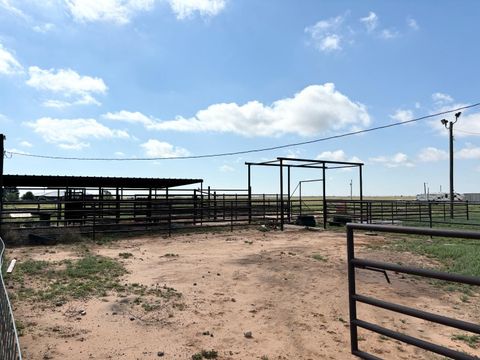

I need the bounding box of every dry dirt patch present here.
[6,227,480,360]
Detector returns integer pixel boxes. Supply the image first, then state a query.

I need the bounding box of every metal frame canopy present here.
[3,175,203,189]
[245,157,364,230]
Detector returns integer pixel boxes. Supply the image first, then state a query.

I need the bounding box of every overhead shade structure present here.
[3,175,203,189]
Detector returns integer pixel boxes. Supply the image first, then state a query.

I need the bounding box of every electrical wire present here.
[455,129,480,136]
[6,102,480,161]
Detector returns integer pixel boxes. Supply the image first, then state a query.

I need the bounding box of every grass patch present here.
[7,255,127,302]
[118,252,133,259]
[390,235,480,278]
[311,253,327,262]
[451,334,480,348]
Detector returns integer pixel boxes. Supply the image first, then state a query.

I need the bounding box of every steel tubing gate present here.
[346,223,480,360]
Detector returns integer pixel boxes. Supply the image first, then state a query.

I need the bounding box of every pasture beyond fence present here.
[346,223,480,360]
[0,236,22,360]
[1,186,480,242]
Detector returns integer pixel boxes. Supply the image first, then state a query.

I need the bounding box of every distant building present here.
[416,192,465,202]
[463,193,480,202]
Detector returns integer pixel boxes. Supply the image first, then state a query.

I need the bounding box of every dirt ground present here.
[6,226,480,360]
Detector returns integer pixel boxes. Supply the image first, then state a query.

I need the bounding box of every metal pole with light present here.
[441,112,461,219]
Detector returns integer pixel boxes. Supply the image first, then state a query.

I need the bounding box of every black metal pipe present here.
[353,258,480,286]
[354,319,476,360]
[354,294,480,334]
[347,223,480,239]
[322,165,326,229]
[280,158,284,231]
[347,227,359,353]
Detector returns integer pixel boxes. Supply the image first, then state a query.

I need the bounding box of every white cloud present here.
[103,110,154,126]
[316,150,362,165]
[26,66,107,106]
[370,152,414,167]
[140,139,189,158]
[33,23,55,33]
[390,109,413,123]
[0,43,23,75]
[168,0,226,19]
[418,147,448,162]
[457,145,480,160]
[105,84,371,137]
[0,0,28,19]
[316,150,348,162]
[0,113,9,123]
[380,29,399,39]
[25,118,129,150]
[114,151,125,157]
[407,17,419,30]
[19,140,33,148]
[360,11,378,32]
[65,0,155,24]
[219,164,235,172]
[432,92,453,104]
[305,16,345,52]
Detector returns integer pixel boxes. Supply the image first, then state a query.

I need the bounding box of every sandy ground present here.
[6,226,480,360]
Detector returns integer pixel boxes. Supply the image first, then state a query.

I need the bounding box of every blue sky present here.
[0,0,479,196]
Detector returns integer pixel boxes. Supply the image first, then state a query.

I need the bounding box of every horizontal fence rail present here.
[346,223,480,360]
[2,186,480,241]
[0,236,22,360]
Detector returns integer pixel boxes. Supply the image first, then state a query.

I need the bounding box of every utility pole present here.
[441,112,461,219]
[0,134,5,233]
[350,179,353,200]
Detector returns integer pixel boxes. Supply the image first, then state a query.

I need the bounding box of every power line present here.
[6,102,480,161]
[455,129,480,136]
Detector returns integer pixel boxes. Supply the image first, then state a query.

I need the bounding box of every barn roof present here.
[3,175,202,189]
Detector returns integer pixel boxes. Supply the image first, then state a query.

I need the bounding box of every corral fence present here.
[2,188,480,242]
[324,199,479,228]
[346,223,480,360]
[0,236,22,360]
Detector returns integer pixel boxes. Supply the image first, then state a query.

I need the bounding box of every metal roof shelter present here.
[245,157,364,230]
[3,175,202,189]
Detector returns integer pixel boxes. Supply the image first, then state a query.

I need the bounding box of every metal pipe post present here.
[0,134,4,234]
[359,165,363,223]
[449,123,454,219]
[280,158,284,231]
[287,166,291,222]
[248,164,252,224]
[322,165,327,229]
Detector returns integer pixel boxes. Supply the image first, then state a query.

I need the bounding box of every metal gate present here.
[347,223,480,359]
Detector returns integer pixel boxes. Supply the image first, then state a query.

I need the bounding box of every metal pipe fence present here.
[0,236,22,360]
[346,223,480,360]
[2,188,480,242]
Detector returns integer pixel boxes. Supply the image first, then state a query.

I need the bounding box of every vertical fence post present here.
[92,203,96,241]
[263,194,266,221]
[230,201,233,232]
[429,202,433,228]
[0,134,4,235]
[168,202,172,237]
[235,194,238,221]
[347,226,358,354]
[223,194,226,220]
[213,191,217,220]
[466,201,469,221]
[391,201,394,225]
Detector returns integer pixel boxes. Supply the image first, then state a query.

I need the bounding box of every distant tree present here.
[3,187,19,201]
[21,191,35,201]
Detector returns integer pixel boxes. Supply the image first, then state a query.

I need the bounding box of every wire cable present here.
[6,102,480,161]
[455,129,480,136]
